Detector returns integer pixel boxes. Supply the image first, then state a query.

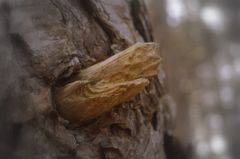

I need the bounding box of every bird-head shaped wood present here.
[54,42,161,124]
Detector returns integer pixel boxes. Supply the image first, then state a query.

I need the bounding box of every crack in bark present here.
[129,0,153,42]
[80,0,130,53]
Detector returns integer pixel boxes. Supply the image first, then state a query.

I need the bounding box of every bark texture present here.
[0,0,175,159]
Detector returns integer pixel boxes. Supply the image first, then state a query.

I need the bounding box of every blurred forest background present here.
[146,0,240,159]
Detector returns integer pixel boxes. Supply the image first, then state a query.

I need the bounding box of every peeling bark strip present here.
[55,42,161,123]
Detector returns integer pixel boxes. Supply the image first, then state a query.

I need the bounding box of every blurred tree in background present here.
[146,0,240,159]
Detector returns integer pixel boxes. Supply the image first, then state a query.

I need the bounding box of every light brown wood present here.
[54,42,161,124]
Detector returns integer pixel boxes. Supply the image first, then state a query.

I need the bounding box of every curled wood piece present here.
[54,42,161,124]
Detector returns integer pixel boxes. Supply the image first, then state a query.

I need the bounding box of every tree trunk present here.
[0,0,175,159]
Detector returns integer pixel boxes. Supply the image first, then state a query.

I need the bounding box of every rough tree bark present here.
[0,0,175,159]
